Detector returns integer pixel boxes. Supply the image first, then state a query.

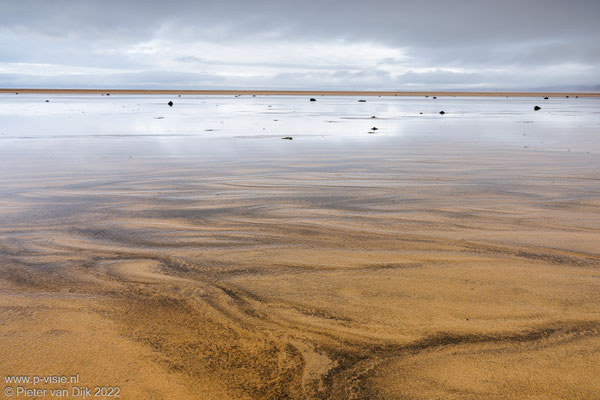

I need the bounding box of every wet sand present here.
[1,94,599,399]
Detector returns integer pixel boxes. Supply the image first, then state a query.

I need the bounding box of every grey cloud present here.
[0,71,228,89]
[394,70,482,85]
[175,56,205,63]
[2,0,598,46]
[0,0,598,90]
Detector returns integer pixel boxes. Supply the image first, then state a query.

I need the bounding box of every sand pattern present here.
[1,95,599,399]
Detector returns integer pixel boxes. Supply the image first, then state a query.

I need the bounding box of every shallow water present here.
[1,94,599,152]
[1,94,598,198]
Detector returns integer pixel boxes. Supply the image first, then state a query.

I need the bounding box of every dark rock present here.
[309,98,316,102]
[439,111,445,115]
[281,137,293,140]
[106,93,110,96]
[534,106,541,111]
[371,127,378,130]
[358,99,366,102]
[45,100,49,102]
[371,116,377,118]
[419,112,423,114]
[433,96,437,99]
[544,96,549,99]
[168,101,173,107]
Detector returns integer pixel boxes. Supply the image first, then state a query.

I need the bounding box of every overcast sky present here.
[1,0,599,90]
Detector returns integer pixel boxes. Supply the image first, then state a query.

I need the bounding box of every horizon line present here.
[1,88,600,97]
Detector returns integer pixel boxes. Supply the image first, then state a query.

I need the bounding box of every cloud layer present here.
[1,0,599,90]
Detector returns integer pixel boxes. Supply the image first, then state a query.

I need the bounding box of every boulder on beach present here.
[534,106,541,111]
[439,111,445,115]
[281,137,293,140]
[371,127,378,131]
[168,101,174,107]
[544,96,549,99]
[310,98,316,102]
[358,99,366,102]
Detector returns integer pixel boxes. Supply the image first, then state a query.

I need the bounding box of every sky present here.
[1,0,599,91]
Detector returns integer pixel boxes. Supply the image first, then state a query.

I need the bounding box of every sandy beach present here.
[1,93,599,399]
